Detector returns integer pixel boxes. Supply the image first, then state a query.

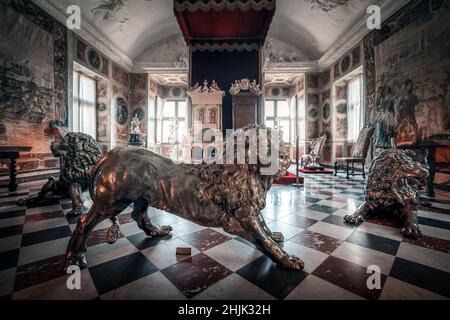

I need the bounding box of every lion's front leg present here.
[257,212,284,243]
[400,204,423,238]
[67,183,85,216]
[235,212,304,270]
[344,201,373,225]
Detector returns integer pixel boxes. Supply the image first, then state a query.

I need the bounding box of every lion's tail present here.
[89,153,108,201]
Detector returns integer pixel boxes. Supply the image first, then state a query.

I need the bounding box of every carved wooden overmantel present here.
[230,79,261,129]
[185,80,224,162]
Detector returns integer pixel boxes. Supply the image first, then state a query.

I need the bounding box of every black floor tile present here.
[236,256,308,299]
[0,225,24,239]
[418,217,450,230]
[0,208,26,219]
[346,230,400,255]
[390,258,450,297]
[306,203,338,214]
[89,251,158,295]
[0,249,19,270]
[321,214,357,229]
[21,226,72,246]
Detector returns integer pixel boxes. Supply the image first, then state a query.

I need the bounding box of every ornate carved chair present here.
[334,127,375,179]
[301,135,327,168]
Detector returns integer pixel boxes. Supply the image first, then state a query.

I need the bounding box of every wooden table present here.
[0,146,32,191]
[398,142,449,198]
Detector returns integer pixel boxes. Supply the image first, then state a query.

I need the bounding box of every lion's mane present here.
[192,124,290,214]
[56,132,102,186]
[365,149,428,208]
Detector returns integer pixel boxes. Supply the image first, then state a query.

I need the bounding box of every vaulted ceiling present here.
[41,0,394,68]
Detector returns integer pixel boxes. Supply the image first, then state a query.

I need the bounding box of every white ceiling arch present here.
[33,0,410,72]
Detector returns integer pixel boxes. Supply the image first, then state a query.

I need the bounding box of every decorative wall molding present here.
[317,0,411,71]
[30,0,133,71]
[192,42,259,53]
[174,0,275,12]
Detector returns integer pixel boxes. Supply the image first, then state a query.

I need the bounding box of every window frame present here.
[346,75,364,143]
[72,70,97,139]
[156,99,187,145]
[264,98,294,143]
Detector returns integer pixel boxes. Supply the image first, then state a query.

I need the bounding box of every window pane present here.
[156,119,162,143]
[178,120,186,142]
[265,100,274,117]
[177,101,187,117]
[279,120,290,142]
[276,100,290,117]
[162,120,171,143]
[266,120,274,129]
[163,101,175,117]
[72,71,96,138]
[347,76,362,142]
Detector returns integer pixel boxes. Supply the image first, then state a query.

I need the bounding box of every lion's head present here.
[365,149,428,207]
[192,124,290,214]
[51,132,102,185]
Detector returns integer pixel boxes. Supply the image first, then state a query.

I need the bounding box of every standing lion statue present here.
[344,149,428,238]
[17,121,102,216]
[60,124,305,271]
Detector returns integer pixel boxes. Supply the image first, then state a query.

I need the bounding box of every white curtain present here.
[73,71,96,138]
[347,76,363,142]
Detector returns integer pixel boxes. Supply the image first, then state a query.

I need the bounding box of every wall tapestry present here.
[364,0,450,147]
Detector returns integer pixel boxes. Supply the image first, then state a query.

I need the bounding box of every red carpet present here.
[298,167,334,174]
[273,172,304,185]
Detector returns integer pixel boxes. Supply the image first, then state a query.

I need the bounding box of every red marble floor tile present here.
[118,212,133,224]
[365,216,401,229]
[403,235,450,254]
[289,230,343,254]
[181,228,231,251]
[161,253,232,298]
[312,255,387,300]
[25,210,65,223]
[61,203,73,210]
[14,254,65,292]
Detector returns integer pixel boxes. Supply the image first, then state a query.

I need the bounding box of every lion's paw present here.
[401,223,423,239]
[344,214,364,225]
[66,206,84,217]
[58,252,87,272]
[281,255,304,270]
[271,232,284,243]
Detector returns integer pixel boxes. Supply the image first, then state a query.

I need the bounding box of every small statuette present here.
[128,115,143,146]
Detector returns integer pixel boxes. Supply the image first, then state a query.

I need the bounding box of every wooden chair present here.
[334,127,375,179]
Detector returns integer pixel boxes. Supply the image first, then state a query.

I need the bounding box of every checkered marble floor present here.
[1,172,449,300]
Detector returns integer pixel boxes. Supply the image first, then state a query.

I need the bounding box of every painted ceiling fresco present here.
[48,0,383,61]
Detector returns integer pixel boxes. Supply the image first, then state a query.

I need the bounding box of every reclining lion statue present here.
[344,149,428,238]
[17,121,102,216]
[60,124,305,270]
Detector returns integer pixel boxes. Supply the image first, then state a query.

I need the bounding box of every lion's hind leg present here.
[131,198,172,237]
